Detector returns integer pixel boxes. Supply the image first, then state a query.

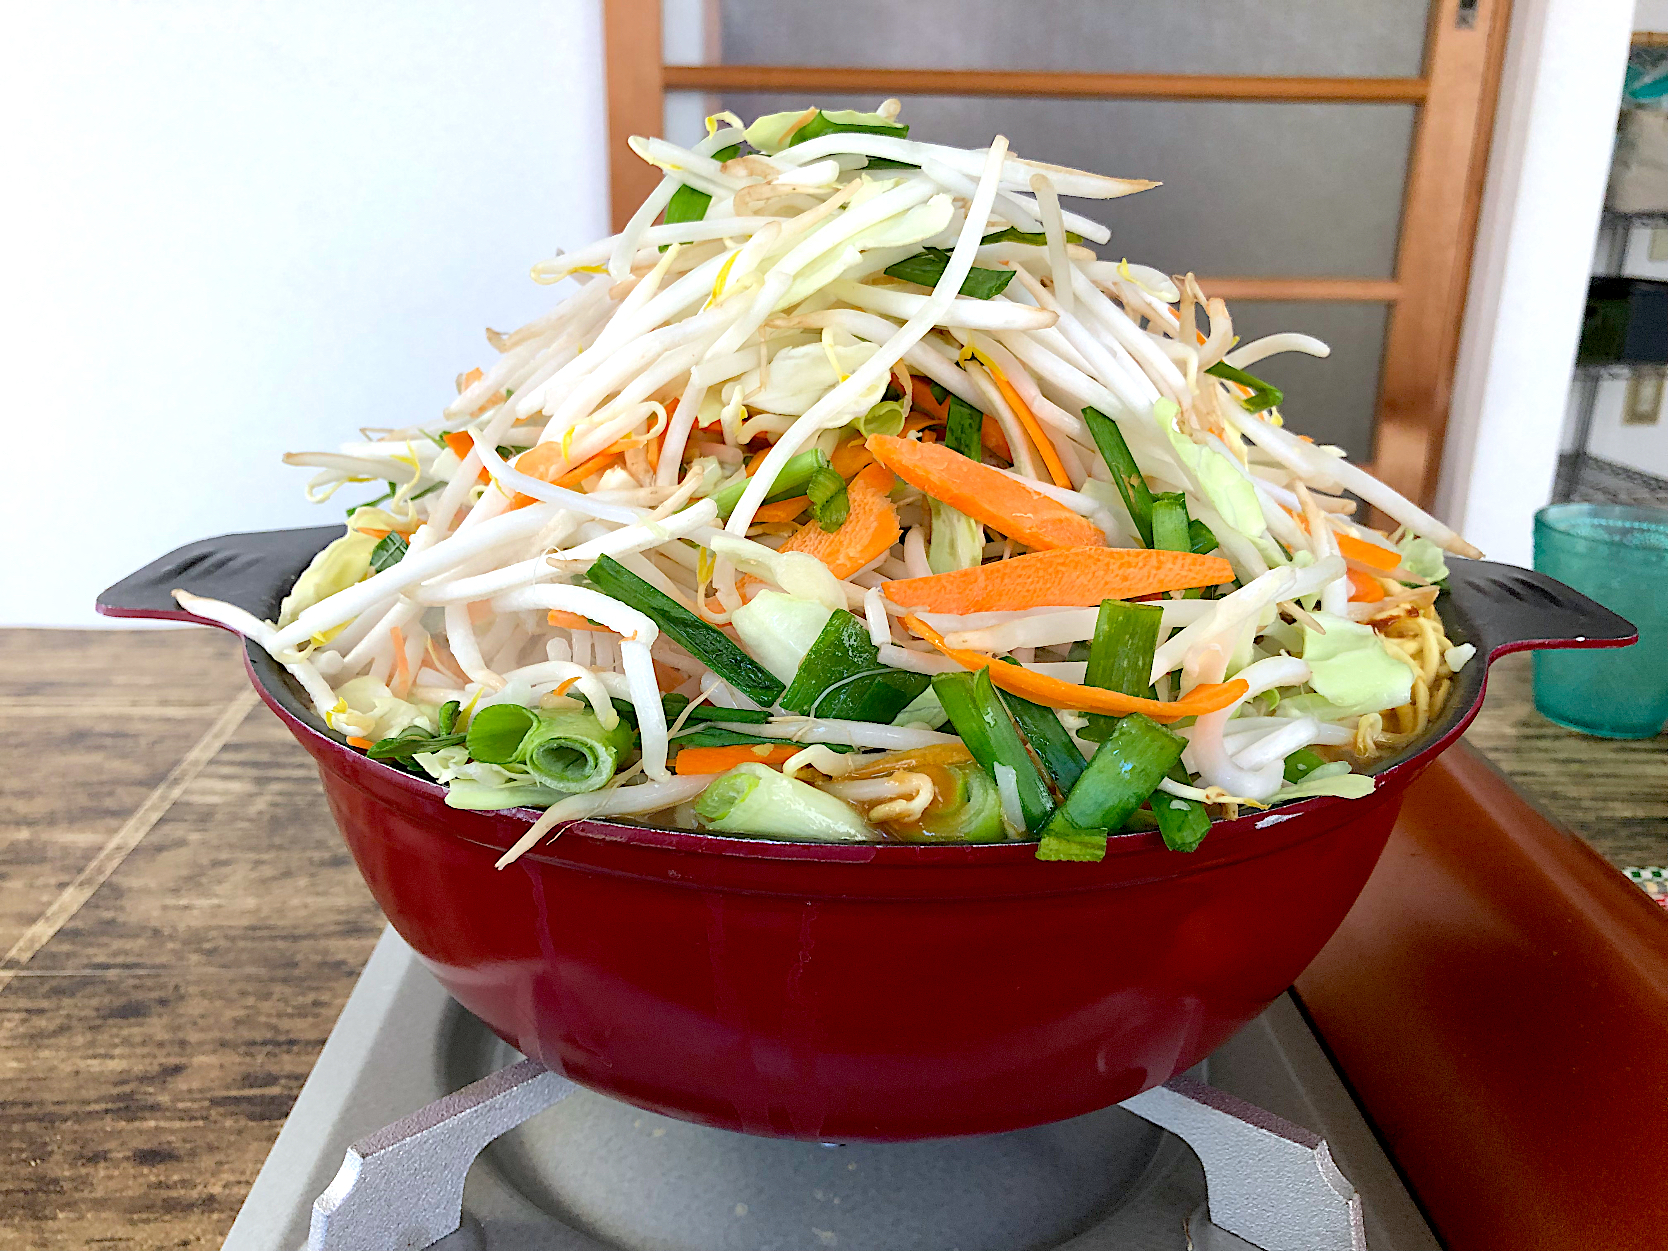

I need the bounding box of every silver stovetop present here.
[222,927,1440,1251]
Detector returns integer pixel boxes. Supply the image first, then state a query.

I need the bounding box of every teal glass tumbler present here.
[1532,503,1668,738]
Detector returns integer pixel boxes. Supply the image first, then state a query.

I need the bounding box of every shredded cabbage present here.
[1153,400,1267,543]
[1397,534,1449,582]
[730,590,836,683]
[1295,612,1414,718]
[278,528,378,628]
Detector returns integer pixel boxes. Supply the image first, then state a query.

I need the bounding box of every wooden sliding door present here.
[602,0,1512,509]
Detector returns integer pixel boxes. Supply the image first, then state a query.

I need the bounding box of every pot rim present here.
[239,629,1491,872]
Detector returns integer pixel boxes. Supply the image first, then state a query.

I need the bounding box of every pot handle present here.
[96,526,341,628]
[1442,557,1637,659]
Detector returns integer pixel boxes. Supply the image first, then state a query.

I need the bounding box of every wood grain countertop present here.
[2,627,1663,1247]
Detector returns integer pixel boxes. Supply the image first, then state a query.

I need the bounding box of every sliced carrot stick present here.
[903,616,1246,724]
[775,461,901,578]
[832,435,875,478]
[866,434,1103,551]
[910,374,949,423]
[389,626,411,698]
[346,736,375,749]
[986,361,1070,489]
[1336,532,1401,571]
[1347,567,1387,603]
[882,546,1234,613]
[443,431,492,486]
[459,367,484,390]
[674,743,802,774]
[752,495,810,524]
[547,608,617,633]
[981,415,1011,461]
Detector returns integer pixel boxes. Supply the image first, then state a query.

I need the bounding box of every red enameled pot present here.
[100,528,1634,1141]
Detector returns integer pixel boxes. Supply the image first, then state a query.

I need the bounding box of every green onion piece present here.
[585,555,785,708]
[807,465,850,532]
[1082,599,1163,742]
[1150,492,1191,553]
[660,143,739,251]
[661,693,770,726]
[443,780,568,811]
[862,155,918,170]
[981,226,1085,246]
[927,381,948,405]
[694,763,873,842]
[883,248,1016,299]
[788,110,909,147]
[894,763,1004,843]
[995,664,1088,793]
[1152,763,1210,853]
[1283,747,1328,785]
[931,669,1055,834]
[368,531,408,573]
[366,723,466,761]
[517,709,636,793]
[1034,816,1109,862]
[1151,493,1207,600]
[1037,713,1185,861]
[857,400,905,437]
[1205,361,1283,414]
[944,395,984,461]
[780,610,930,722]
[438,700,461,734]
[465,703,537,764]
[709,449,830,520]
[1189,519,1220,555]
[1083,407,1155,547]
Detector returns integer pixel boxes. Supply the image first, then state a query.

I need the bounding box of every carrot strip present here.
[986,361,1070,489]
[443,430,492,486]
[903,616,1246,724]
[1336,532,1401,571]
[901,412,941,437]
[910,375,949,423]
[1347,567,1387,603]
[752,495,810,524]
[866,434,1103,551]
[981,415,1012,461]
[882,546,1234,614]
[547,609,617,633]
[774,462,900,578]
[674,743,802,774]
[346,736,375,749]
[831,436,875,478]
[389,626,411,698]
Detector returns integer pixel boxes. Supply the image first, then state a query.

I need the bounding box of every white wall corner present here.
[1435,0,1634,567]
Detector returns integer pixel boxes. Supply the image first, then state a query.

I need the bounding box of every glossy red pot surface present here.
[99,528,1635,1140]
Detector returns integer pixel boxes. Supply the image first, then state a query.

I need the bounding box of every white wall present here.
[0,2,609,626]
[1435,0,1634,567]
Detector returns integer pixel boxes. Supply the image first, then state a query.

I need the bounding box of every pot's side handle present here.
[1443,557,1637,658]
[96,526,341,628]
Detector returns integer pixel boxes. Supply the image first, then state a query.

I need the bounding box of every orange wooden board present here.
[1298,742,1668,1251]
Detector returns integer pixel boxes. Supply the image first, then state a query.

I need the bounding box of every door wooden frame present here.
[602,0,1514,508]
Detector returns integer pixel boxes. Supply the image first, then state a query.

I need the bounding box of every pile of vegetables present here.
[177,103,1481,866]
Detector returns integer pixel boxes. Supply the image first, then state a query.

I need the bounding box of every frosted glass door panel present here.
[718,0,1428,78]
[1228,302,1391,461]
[705,92,1413,280]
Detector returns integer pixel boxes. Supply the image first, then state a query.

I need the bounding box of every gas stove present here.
[221,927,1437,1251]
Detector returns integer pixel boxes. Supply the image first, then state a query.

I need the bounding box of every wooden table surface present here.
[2,628,1663,1248]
